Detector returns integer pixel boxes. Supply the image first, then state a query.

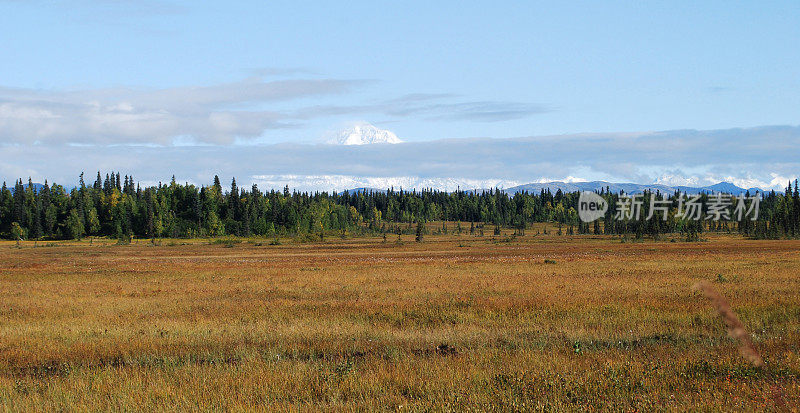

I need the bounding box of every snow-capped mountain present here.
[332,123,402,145]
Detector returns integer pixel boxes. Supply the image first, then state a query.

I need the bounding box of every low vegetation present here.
[0,231,798,410]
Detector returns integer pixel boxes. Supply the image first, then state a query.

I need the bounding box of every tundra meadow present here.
[1,227,798,411]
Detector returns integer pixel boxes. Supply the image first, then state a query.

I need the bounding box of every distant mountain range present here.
[6,182,46,192]
[9,180,765,196]
[502,181,764,195]
[342,181,765,195]
[7,182,75,193]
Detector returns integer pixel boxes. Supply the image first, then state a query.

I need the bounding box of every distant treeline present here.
[1,172,799,241]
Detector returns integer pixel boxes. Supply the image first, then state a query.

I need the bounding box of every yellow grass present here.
[0,232,798,410]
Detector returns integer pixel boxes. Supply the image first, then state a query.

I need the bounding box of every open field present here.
[1,232,799,411]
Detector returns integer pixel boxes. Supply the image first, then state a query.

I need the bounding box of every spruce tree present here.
[12,179,25,228]
[213,176,222,193]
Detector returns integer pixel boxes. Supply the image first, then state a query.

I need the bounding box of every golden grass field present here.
[1,228,799,411]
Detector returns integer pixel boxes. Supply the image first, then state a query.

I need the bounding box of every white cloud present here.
[529,176,589,184]
[1,125,798,192]
[294,94,549,124]
[656,172,798,192]
[0,78,357,145]
[251,174,518,192]
[655,174,705,187]
[0,77,550,146]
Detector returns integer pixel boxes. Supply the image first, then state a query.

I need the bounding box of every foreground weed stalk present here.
[694,281,764,367]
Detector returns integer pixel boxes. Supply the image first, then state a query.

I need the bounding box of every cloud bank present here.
[2,125,798,192]
[0,77,545,146]
[0,78,357,145]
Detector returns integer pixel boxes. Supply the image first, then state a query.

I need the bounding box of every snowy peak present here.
[332,123,402,145]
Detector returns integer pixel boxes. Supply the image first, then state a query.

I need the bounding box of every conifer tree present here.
[12,179,25,227]
[64,209,85,240]
[213,176,222,193]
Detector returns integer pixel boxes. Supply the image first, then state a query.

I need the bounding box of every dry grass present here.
[694,281,764,367]
[0,232,799,410]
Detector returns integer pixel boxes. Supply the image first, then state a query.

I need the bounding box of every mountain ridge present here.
[341,181,767,195]
[502,181,764,195]
[9,180,768,196]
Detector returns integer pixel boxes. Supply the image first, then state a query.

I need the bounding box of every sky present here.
[0,1,799,190]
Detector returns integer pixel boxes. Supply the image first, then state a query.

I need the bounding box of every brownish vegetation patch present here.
[0,235,798,410]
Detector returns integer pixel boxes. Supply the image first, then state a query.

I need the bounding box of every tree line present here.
[1,172,798,241]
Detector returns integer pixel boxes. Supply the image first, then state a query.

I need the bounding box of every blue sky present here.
[1,1,799,189]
